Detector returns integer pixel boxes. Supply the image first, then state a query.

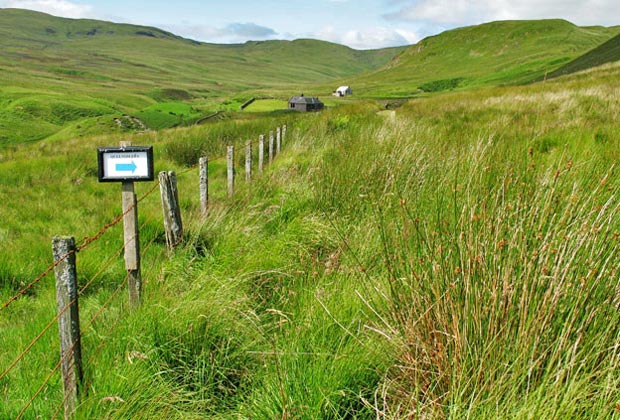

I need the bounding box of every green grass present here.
[547,33,620,78]
[135,102,203,129]
[243,99,288,113]
[2,7,620,419]
[2,62,620,418]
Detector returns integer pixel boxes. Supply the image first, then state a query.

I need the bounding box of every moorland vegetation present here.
[1,8,620,419]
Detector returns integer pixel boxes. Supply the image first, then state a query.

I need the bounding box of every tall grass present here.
[2,64,620,418]
[305,65,620,417]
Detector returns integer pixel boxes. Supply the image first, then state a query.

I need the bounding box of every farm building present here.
[288,94,324,112]
[333,86,352,97]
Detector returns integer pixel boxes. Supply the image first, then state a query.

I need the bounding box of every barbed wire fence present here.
[0,124,289,419]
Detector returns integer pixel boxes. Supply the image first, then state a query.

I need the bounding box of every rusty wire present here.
[5,124,289,418]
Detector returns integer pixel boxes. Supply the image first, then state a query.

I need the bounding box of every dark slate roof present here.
[289,95,323,104]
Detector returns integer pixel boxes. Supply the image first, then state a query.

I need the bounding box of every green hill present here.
[0,8,404,144]
[350,19,620,97]
[546,32,620,78]
[2,10,619,145]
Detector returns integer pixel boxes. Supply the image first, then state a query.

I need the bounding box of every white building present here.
[333,86,352,97]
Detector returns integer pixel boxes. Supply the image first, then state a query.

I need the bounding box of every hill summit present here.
[352,19,620,97]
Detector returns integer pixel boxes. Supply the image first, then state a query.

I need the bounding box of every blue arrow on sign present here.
[116,161,138,173]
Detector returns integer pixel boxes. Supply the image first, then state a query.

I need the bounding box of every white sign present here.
[98,146,154,182]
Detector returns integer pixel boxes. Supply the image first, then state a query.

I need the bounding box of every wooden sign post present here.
[97,144,154,308]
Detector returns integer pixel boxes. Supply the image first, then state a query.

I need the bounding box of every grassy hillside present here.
[3,11,619,144]
[547,32,620,78]
[2,53,620,418]
[0,8,404,144]
[350,19,620,97]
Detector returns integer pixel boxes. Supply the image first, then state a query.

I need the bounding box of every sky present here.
[0,0,619,49]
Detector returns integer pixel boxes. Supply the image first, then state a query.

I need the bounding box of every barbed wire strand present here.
[50,281,128,420]
[79,250,125,297]
[0,296,75,383]
[50,222,162,419]
[7,124,289,417]
[15,332,82,420]
[49,272,126,420]
[1,176,163,313]
[2,184,163,383]
[50,229,163,419]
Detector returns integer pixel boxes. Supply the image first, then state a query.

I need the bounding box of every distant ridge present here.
[0,8,405,144]
[0,7,186,41]
[351,19,620,97]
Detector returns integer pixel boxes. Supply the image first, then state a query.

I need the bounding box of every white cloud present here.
[314,25,419,49]
[386,0,620,27]
[161,21,279,44]
[1,0,94,18]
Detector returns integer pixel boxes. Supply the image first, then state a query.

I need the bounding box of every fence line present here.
[15,329,82,420]
[2,123,291,418]
[78,246,125,296]
[51,224,163,419]
[0,296,75,383]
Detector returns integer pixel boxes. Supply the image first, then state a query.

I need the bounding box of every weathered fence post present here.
[276,126,281,155]
[269,130,274,164]
[159,171,183,252]
[245,141,252,182]
[282,124,287,145]
[53,236,83,420]
[258,135,264,174]
[227,145,235,197]
[199,156,208,217]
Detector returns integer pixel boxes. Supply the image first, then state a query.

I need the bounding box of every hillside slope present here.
[0,8,400,89]
[546,32,620,78]
[351,19,620,97]
[0,8,404,144]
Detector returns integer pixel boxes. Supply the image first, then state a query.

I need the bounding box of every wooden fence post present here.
[121,181,141,308]
[199,156,208,217]
[53,236,83,420]
[276,126,281,155]
[245,141,252,182]
[227,145,234,197]
[282,124,287,145]
[258,135,264,174]
[269,131,274,164]
[159,171,183,252]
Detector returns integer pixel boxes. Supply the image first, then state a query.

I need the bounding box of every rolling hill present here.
[0,8,404,144]
[1,9,619,145]
[350,19,620,97]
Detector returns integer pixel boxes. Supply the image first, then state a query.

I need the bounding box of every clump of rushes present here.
[304,67,620,417]
[355,124,620,417]
[375,158,620,418]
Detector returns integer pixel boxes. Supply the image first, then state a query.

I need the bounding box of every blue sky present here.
[1,0,618,49]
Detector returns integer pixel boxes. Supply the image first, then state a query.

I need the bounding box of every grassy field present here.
[2,7,620,418]
[2,59,620,418]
